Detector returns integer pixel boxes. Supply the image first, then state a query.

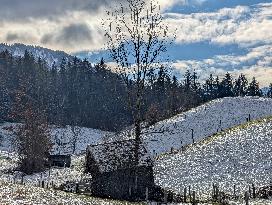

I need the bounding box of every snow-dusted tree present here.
[103,0,175,162]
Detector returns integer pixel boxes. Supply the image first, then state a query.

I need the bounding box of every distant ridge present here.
[0,43,74,66]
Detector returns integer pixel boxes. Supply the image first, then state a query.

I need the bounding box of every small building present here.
[48,155,71,167]
[85,139,164,201]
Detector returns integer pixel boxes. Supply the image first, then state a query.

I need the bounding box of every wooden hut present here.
[85,139,163,201]
[48,154,71,167]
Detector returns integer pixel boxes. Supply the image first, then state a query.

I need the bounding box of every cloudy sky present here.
[0,0,271,86]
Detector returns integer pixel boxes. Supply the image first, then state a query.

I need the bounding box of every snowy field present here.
[0,122,112,155]
[141,97,272,157]
[0,123,111,189]
[154,117,272,200]
[0,150,92,190]
[0,181,141,205]
[1,97,272,204]
[148,200,272,205]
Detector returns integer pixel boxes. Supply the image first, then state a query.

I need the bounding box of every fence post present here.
[189,185,191,202]
[252,183,256,199]
[135,176,138,191]
[216,186,219,200]
[213,183,219,201]
[76,183,79,193]
[164,190,168,204]
[129,186,132,198]
[184,187,187,203]
[191,129,195,144]
[212,183,215,200]
[49,167,51,177]
[244,191,250,205]
[171,147,174,153]
[233,185,236,199]
[145,187,149,202]
[192,191,196,205]
[21,175,24,185]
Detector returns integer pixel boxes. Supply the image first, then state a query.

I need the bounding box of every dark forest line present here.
[0,50,271,131]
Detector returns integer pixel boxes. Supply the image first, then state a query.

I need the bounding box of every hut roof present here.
[87,139,153,173]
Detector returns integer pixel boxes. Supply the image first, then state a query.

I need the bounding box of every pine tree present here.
[203,74,216,100]
[247,77,262,97]
[214,76,221,98]
[234,74,248,97]
[267,84,272,98]
[220,73,234,97]
[184,70,192,92]
[191,70,200,92]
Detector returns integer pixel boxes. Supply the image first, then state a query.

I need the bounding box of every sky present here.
[0,0,272,87]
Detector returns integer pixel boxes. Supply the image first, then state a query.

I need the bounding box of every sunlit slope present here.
[142,97,272,156]
[154,117,272,198]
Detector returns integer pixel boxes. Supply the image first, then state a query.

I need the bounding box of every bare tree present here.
[103,0,175,160]
[11,89,52,174]
[70,125,81,154]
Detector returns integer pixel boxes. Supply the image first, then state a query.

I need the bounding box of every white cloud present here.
[0,10,107,52]
[164,3,272,47]
[0,0,271,57]
[172,45,272,87]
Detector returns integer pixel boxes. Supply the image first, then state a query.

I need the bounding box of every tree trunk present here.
[135,120,141,166]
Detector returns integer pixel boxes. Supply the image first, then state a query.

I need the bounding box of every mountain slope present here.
[140,97,272,157]
[0,43,73,66]
[154,117,272,198]
[0,122,112,155]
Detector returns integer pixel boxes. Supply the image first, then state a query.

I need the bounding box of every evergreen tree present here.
[234,74,248,97]
[203,74,216,101]
[184,70,192,92]
[267,84,272,98]
[247,77,262,97]
[191,70,200,92]
[220,73,234,97]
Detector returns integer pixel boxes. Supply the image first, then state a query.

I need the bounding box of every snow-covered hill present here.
[154,117,272,199]
[140,97,272,157]
[0,43,73,66]
[0,123,112,188]
[0,122,112,155]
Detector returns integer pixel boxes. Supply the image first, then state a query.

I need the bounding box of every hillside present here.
[139,97,272,157]
[0,122,112,155]
[0,123,112,188]
[154,117,272,199]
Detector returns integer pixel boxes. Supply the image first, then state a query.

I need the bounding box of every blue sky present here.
[0,0,271,86]
[75,0,272,86]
